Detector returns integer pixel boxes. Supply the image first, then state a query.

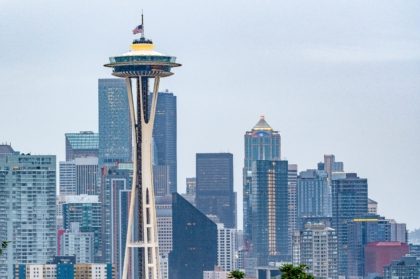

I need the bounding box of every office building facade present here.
[297,169,330,222]
[98,78,131,166]
[196,153,236,228]
[149,91,177,193]
[251,160,289,264]
[331,173,368,277]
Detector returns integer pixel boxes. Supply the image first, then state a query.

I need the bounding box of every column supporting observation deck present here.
[122,76,161,279]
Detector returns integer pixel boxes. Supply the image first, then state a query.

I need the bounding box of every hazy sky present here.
[1,0,419,230]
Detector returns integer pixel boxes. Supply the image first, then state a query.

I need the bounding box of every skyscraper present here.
[287,164,298,255]
[104,22,181,279]
[243,116,281,245]
[196,153,236,228]
[65,131,99,161]
[331,172,368,276]
[0,145,56,278]
[251,160,289,264]
[98,78,132,166]
[297,169,330,224]
[169,193,217,279]
[149,90,177,194]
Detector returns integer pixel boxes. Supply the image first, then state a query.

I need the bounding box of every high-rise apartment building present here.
[293,223,338,279]
[251,160,289,264]
[149,91,177,193]
[243,116,281,245]
[216,223,236,272]
[156,196,173,256]
[331,172,368,277]
[196,153,236,228]
[169,193,217,279]
[65,131,99,161]
[98,78,131,166]
[0,146,56,278]
[62,195,102,262]
[297,169,330,223]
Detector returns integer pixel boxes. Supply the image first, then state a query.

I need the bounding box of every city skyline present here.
[1,0,420,232]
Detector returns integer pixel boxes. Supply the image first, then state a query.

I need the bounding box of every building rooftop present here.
[0,144,16,157]
[65,132,99,150]
[252,115,273,131]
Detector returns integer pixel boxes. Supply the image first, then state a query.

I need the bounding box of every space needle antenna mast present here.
[105,14,181,279]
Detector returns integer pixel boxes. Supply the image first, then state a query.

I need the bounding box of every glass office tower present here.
[331,172,368,277]
[243,116,281,245]
[196,153,236,228]
[251,160,289,264]
[149,91,177,194]
[98,78,132,166]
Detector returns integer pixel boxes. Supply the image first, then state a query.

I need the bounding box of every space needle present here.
[105,15,181,279]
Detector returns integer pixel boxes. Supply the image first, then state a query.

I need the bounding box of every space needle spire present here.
[105,17,181,279]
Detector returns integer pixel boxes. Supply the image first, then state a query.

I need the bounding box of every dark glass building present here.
[196,153,236,228]
[169,193,217,279]
[243,116,281,245]
[251,160,289,264]
[297,169,330,222]
[98,78,131,166]
[331,173,368,277]
[149,91,177,194]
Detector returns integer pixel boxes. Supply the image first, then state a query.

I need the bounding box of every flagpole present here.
[141,10,144,38]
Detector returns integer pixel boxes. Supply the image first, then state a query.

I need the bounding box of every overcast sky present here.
[1,0,419,230]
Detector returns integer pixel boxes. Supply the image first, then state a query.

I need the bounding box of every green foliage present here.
[280,264,315,279]
[0,241,10,256]
[228,270,246,279]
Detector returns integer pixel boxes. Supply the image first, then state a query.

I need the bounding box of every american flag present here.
[132,24,143,35]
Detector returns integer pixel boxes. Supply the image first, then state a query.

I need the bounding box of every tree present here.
[228,270,245,279]
[280,264,314,279]
[0,241,10,256]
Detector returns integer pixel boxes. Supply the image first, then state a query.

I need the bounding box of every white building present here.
[203,267,229,279]
[217,223,236,271]
[293,223,338,279]
[61,222,94,263]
